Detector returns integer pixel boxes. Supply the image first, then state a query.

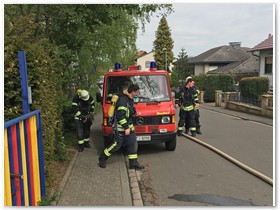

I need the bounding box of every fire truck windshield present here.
[105,75,171,103]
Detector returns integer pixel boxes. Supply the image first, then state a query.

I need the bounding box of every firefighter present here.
[175,78,198,137]
[98,84,145,170]
[184,76,202,134]
[72,89,95,152]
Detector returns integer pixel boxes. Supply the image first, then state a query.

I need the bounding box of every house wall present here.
[194,64,216,75]
[137,52,155,70]
[137,51,174,71]
[194,64,205,75]
[259,49,273,90]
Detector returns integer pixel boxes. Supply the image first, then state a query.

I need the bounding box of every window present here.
[145,61,150,68]
[265,57,272,74]
[105,75,171,103]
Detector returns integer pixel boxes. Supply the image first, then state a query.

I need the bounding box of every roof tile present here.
[249,34,273,51]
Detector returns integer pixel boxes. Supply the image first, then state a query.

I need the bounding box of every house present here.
[188,42,258,76]
[136,51,174,71]
[248,34,273,91]
[135,50,147,62]
[137,51,155,70]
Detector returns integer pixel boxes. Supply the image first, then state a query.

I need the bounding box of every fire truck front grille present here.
[133,116,161,125]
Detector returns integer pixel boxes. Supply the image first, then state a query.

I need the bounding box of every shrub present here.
[239,77,269,100]
[204,74,235,102]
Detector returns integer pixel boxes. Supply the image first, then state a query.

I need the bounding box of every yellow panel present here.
[19,121,29,206]
[4,129,12,206]
[30,116,41,205]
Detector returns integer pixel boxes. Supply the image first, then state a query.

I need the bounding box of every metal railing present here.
[216,91,273,118]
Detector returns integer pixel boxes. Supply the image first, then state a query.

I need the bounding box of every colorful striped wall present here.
[4,110,46,206]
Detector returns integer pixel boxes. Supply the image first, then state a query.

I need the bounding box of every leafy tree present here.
[153,15,174,70]
[5,4,173,96]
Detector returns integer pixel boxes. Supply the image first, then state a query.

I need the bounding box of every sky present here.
[136,3,274,57]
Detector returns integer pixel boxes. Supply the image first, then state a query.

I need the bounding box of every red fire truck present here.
[96,62,177,151]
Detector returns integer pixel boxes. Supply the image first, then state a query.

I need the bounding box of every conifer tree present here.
[170,48,193,87]
[176,48,192,77]
[153,16,174,70]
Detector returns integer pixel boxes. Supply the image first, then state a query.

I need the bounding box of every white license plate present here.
[136,135,151,141]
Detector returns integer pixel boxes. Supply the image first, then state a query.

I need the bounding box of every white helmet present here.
[185,76,192,82]
[80,90,89,101]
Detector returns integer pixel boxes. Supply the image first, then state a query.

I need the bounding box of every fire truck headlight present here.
[161,116,170,124]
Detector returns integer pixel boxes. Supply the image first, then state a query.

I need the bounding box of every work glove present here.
[81,115,88,123]
[131,107,137,117]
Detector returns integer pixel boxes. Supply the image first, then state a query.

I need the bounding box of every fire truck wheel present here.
[165,137,177,151]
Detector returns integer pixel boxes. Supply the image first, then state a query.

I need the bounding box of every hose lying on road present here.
[182,133,273,186]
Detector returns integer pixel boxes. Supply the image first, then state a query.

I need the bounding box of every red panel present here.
[11,125,21,206]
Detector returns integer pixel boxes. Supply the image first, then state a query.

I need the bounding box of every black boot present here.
[196,128,202,134]
[84,141,91,148]
[185,128,189,134]
[191,131,196,137]
[177,130,183,136]
[98,153,108,168]
[78,144,84,152]
[129,159,145,170]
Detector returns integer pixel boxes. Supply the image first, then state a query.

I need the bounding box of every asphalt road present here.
[136,107,274,206]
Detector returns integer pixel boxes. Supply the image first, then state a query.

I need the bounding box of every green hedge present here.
[193,74,235,102]
[239,77,269,100]
[4,16,67,190]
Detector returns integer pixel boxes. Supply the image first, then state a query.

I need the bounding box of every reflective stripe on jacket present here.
[183,105,194,111]
[176,86,197,111]
[115,93,135,131]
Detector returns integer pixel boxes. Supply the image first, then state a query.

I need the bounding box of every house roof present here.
[137,50,147,57]
[136,51,154,59]
[189,45,251,64]
[207,56,259,75]
[134,50,147,61]
[248,34,273,52]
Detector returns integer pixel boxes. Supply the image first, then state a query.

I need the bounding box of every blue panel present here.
[16,123,25,206]
[36,113,46,197]
[18,51,30,114]
[23,120,32,206]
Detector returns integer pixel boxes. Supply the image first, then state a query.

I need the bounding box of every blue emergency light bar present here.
[150,61,157,71]
[114,62,122,72]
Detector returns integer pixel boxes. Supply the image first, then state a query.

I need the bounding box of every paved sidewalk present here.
[55,109,142,206]
[56,148,132,206]
[55,103,273,206]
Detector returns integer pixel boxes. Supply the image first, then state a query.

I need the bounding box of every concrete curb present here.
[119,153,133,206]
[127,167,144,206]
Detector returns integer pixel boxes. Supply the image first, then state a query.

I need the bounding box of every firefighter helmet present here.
[80,90,90,101]
[185,76,192,82]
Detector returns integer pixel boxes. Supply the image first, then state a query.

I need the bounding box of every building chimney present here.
[229,42,241,49]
